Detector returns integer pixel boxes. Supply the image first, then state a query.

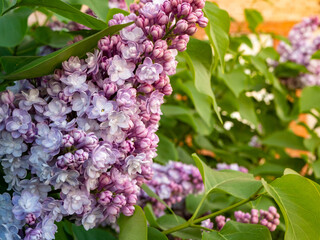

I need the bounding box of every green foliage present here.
[72,225,116,240]
[262,130,307,150]
[67,0,109,21]
[300,86,320,112]
[118,206,148,240]
[33,27,73,48]
[155,133,178,164]
[147,227,168,240]
[193,154,262,199]
[263,174,320,240]
[204,1,230,69]
[185,38,221,121]
[0,7,32,47]
[203,221,272,240]
[244,9,264,32]
[0,22,132,90]
[14,0,107,29]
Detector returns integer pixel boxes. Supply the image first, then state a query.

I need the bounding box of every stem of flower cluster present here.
[162,187,263,235]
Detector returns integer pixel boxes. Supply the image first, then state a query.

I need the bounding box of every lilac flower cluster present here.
[201,206,280,232]
[139,161,248,216]
[207,207,279,232]
[277,16,320,88]
[140,161,203,216]
[216,163,248,173]
[0,0,208,238]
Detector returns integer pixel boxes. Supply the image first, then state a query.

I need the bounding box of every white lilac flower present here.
[87,95,114,121]
[19,88,46,112]
[35,123,62,155]
[120,26,145,42]
[125,153,148,175]
[91,143,117,169]
[0,131,27,158]
[136,57,163,84]
[104,111,130,135]
[41,216,58,240]
[5,109,31,138]
[12,191,42,220]
[71,91,90,116]
[43,99,71,123]
[60,72,88,96]
[121,41,141,60]
[108,55,135,85]
[63,189,91,215]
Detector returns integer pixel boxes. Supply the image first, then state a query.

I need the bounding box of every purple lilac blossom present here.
[0,0,208,237]
[277,16,320,88]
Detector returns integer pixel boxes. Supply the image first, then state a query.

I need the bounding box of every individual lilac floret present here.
[87,95,114,121]
[201,219,214,231]
[12,190,42,221]
[60,72,88,95]
[108,55,135,85]
[6,109,31,138]
[136,57,163,84]
[0,131,27,157]
[63,188,91,215]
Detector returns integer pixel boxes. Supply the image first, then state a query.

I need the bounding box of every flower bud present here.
[177,3,192,16]
[175,19,188,33]
[157,11,169,25]
[62,134,74,148]
[186,23,197,35]
[150,25,164,40]
[198,16,208,28]
[1,90,14,104]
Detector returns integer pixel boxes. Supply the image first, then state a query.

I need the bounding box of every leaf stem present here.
[162,186,263,235]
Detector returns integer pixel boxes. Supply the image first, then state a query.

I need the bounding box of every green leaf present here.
[177,146,194,164]
[0,56,40,74]
[238,93,259,129]
[0,0,17,15]
[258,47,280,61]
[204,1,230,69]
[106,8,130,22]
[221,68,248,97]
[15,0,107,30]
[33,27,73,48]
[192,153,262,199]
[311,50,320,59]
[148,227,168,240]
[157,214,202,240]
[67,0,109,21]
[72,225,116,240]
[144,204,159,228]
[0,22,132,86]
[178,80,213,128]
[55,221,73,240]
[185,38,221,122]
[161,104,198,131]
[118,206,147,240]
[0,7,32,47]
[300,86,320,112]
[312,160,320,179]
[274,61,308,78]
[262,130,307,150]
[262,174,320,240]
[202,221,272,240]
[244,9,263,32]
[155,133,178,164]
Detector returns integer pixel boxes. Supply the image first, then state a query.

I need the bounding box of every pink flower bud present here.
[157,11,169,25]
[162,1,172,13]
[138,83,153,93]
[175,19,188,33]
[198,16,208,28]
[187,13,198,23]
[186,23,197,35]
[150,25,164,40]
[1,90,14,104]
[177,3,192,16]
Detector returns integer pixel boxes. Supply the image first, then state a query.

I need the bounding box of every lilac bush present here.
[277,16,320,88]
[0,0,208,238]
